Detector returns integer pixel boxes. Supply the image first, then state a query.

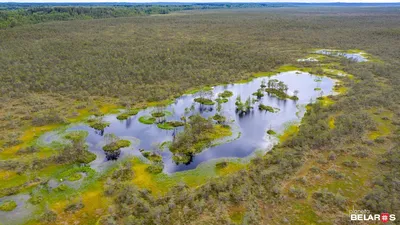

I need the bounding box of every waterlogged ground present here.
[40,71,335,174]
[1,49,369,224]
[315,49,369,62]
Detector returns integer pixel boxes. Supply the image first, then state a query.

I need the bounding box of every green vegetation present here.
[212,114,227,124]
[157,121,185,130]
[235,95,254,114]
[146,162,164,174]
[142,152,162,162]
[0,5,399,225]
[67,173,83,181]
[0,3,289,29]
[87,118,110,130]
[102,134,130,160]
[0,200,17,211]
[267,129,276,135]
[116,109,139,120]
[258,104,276,112]
[194,97,215,105]
[170,114,232,163]
[151,112,165,117]
[252,89,265,98]
[102,140,130,152]
[216,98,229,103]
[265,79,299,100]
[138,116,156,124]
[216,161,228,169]
[218,90,233,98]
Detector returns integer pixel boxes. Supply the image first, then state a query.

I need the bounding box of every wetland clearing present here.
[1,5,399,224]
[0,49,359,224]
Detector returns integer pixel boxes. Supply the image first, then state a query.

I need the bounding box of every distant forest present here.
[0,3,284,28]
[1,2,400,29]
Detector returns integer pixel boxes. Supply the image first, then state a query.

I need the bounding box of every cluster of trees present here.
[170,114,219,164]
[1,6,400,224]
[99,60,400,224]
[362,131,400,216]
[0,5,198,29]
[235,95,254,114]
[265,79,299,100]
[0,3,295,29]
[0,131,95,197]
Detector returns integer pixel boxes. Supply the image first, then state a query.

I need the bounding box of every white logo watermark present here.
[349,209,396,223]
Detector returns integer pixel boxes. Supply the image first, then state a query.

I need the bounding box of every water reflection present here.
[58,71,335,173]
[316,49,368,62]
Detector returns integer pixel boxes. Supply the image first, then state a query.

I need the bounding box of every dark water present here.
[43,71,335,173]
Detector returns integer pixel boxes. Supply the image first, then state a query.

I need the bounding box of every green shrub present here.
[103,140,131,152]
[64,201,84,213]
[327,169,345,179]
[312,189,346,210]
[138,116,156,124]
[88,121,110,130]
[54,184,69,192]
[215,98,229,103]
[146,163,163,174]
[289,186,307,199]
[0,200,17,211]
[342,160,359,168]
[259,104,275,112]
[40,209,57,224]
[218,90,233,98]
[116,109,139,120]
[194,97,214,105]
[151,112,166,118]
[67,173,83,181]
[157,121,184,130]
[216,161,228,169]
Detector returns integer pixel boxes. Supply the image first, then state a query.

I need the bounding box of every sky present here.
[1,0,399,3]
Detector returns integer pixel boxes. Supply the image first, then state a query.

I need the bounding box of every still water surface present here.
[50,71,336,173]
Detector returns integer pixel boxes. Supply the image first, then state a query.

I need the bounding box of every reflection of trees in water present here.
[198,104,213,113]
[125,118,132,129]
[174,153,194,165]
[156,117,166,124]
[95,129,105,136]
[237,108,255,118]
[105,149,121,160]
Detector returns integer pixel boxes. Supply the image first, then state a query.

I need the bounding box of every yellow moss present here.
[99,103,119,114]
[147,99,175,107]
[51,185,109,225]
[131,157,244,196]
[0,170,22,189]
[216,162,246,176]
[131,158,210,195]
[235,78,253,84]
[276,64,299,72]
[367,109,393,140]
[209,125,232,139]
[0,124,61,159]
[0,170,17,180]
[318,96,335,107]
[328,117,335,129]
[228,205,246,224]
[334,86,347,95]
[253,71,276,77]
[132,161,161,194]
[279,124,299,143]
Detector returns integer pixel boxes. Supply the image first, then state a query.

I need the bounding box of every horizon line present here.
[2,1,400,3]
